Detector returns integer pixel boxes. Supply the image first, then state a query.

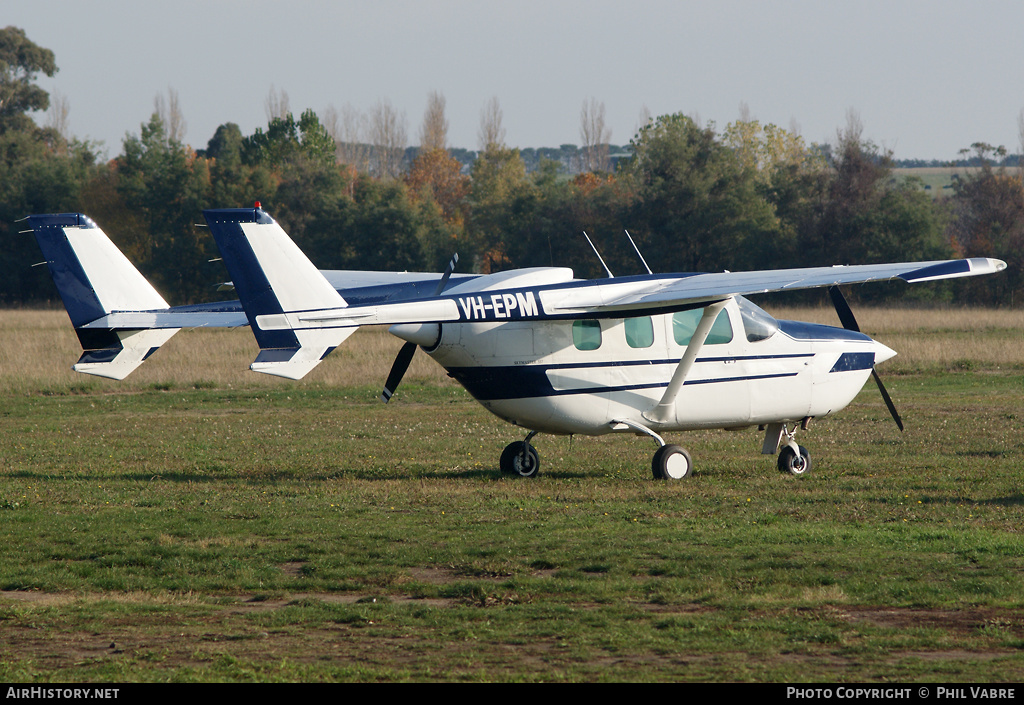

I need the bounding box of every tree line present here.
[1,27,1020,308]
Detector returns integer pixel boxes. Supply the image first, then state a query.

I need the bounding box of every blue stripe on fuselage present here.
[446,356,807,401]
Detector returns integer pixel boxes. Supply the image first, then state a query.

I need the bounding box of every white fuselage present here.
[425,297,893,436]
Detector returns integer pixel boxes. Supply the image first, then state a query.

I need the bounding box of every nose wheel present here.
[764,422,812,476]
[778,444,811,475]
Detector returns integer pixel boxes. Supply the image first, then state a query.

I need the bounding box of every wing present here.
[537,259,1008,317]
[287,258,1007,327]
[222,206,1005,333]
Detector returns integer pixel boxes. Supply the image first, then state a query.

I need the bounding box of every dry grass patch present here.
[764,306,1024,371]
[0,310,454,394]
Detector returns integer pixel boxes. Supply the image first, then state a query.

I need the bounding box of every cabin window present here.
[672,308,733,346]
[624,316,655,348]
[736,296,778,342]
[572,319,602,350]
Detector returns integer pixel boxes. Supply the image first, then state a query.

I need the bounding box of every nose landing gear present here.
[777,443,811,475]
[764,421,812,476]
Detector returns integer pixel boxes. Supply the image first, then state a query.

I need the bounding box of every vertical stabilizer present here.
[204,206,355,379]
[26,214,180,379]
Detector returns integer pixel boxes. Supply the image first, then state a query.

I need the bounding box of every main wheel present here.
[500,441,540,478]
[777,445,811,475]
[652,444,692,480]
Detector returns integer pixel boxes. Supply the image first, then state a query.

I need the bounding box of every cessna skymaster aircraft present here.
[25,207,1006,480]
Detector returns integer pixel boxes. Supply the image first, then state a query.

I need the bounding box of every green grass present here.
[1,368,1023,681]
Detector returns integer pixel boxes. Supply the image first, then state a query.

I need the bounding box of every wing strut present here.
[643,299,729,425]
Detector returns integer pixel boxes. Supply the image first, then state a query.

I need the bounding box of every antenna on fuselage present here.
[582,231,614,278]
[624,230,653,275]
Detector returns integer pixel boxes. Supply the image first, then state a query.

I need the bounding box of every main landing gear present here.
[651,444,692,480]
[500,422,698,481]
[500,431,540,478]
[611,419,694,481]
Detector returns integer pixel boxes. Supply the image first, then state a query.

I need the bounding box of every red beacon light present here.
[254,201,262,210]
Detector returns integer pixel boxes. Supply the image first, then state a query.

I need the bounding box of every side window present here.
[672,308,733,346]
[624,316,654,348]
[737,296,779,342]
[572,319,602,351]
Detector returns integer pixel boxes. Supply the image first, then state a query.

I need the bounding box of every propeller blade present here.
[381,342,416,403]
[381,254,459,403]
[828,285,860,332]
[871,368,905,432]
[830,285,904,432]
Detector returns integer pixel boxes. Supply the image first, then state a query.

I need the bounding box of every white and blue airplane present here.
[25,206,1006,480]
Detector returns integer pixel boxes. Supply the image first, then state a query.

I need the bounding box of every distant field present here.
[1,309,1023,682]
[894,166,1021,197]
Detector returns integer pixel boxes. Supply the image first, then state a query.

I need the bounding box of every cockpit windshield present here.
[736,296,778,342]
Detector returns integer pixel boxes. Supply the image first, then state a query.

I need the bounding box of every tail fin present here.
[203,206,355,380]
[26,214,179,380]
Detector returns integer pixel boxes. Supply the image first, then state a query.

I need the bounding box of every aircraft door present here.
[668,304,752,428]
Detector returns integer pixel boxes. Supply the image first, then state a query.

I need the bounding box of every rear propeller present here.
[380,253,459,403]
[828,285,904,432]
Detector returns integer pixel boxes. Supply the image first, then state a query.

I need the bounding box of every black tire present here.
[652,444,692,480]
[777,445,811,475]
[500,441,540,478]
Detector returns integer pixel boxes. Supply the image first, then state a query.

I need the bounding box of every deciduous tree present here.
[947,142,1024,305]
[368,99,407,179]
[477,96,506,151]
[419,90,449,152]
[579,97,611,173]
[625,113,780,273]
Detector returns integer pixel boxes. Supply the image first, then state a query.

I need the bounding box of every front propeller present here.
[828,286,904,432]
[380,253,459,403]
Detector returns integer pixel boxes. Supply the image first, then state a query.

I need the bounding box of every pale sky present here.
[6,0,1024,162]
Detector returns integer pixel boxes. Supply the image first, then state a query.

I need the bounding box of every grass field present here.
[1,308,1023,682]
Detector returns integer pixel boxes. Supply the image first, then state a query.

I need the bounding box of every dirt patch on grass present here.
[837,605,1024,636]
[3,594,1024,680]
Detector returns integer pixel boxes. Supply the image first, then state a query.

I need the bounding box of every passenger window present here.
[625,316,654,348]
[672,308,733,346]
[572,319,602,350]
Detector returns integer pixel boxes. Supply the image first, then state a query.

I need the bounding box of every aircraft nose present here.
[873,339,897,365]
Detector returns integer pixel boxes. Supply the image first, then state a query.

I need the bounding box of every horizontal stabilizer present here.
[250,327,358,380]
[74,328,179,380]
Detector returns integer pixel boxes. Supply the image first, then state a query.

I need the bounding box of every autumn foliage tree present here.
[947,143,1024,305]
[406,148,469,223]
